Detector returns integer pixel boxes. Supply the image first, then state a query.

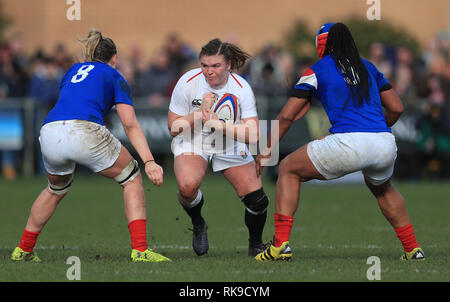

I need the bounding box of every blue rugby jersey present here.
[292,55,392,134]
[44,62,133,126]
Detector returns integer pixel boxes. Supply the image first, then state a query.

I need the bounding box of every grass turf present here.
[0,173,449,282]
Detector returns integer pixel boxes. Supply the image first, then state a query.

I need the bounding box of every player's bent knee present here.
[114,159,140,186]
[178,187,198,201]
[278,158,292,175]
[242,187,269,215]
[48,175,74,195]
[178,181,200,200]
[279,157,309,182]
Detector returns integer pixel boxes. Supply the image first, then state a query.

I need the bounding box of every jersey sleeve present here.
[239,80,258,119]
[169,77,190,116]
[114,75,134,106]
[365,60,392,92]
[290,67,317,100]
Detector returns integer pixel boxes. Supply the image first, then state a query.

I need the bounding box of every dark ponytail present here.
[323,23,371,109]
[199,38,251,71]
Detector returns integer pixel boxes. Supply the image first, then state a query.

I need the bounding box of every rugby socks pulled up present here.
[273,213,294,247]
[180,190,205,227]
[128,219,148,252]
[245,209,267,246]
[18,229,40,253]
[394,223,420,252]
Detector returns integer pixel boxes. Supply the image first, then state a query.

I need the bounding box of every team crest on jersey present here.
[192,99,202,107]
[240,151,248,159]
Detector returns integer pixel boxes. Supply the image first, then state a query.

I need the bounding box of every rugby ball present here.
[211,93,240,123]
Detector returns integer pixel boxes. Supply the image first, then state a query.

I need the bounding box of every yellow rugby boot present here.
[400,247,425,261]
[255,241,292,261]
[131,248,171,263]
[11,247,41,262]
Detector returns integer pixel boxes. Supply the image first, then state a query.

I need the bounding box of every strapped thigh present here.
[48,174,74,195]
[114,159,140,185]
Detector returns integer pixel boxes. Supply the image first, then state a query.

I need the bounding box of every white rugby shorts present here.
[307,132,397,185]
[171,136,254,172]
[39,120,122,175]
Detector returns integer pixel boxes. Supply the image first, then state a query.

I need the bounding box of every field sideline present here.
[1,173,449,282]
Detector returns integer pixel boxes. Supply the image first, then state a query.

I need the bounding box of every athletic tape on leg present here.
[115,159,140,185]
[48,175,74,195]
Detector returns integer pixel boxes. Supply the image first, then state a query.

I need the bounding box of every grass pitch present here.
[1,172,449,283]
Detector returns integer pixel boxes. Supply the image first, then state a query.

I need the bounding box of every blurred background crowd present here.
[0,22,449,181]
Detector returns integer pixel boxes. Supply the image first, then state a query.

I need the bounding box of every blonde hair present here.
[78,29,116,63]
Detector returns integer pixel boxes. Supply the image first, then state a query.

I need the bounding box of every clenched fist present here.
[200,92,217,112]
[144,161,163,187]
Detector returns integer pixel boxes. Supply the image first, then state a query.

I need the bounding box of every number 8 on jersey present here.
[71,65,95,83]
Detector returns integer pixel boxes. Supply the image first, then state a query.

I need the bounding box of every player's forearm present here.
[123,124,154,162]
[221,121,259,144]
[277,113,296,141]
[262,97,309,154]
[262,116,292,155]
[384,111,402,127]
[380,89,403,127]
[169,110,202,137]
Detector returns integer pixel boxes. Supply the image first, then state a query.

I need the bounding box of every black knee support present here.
[242,188,269,214]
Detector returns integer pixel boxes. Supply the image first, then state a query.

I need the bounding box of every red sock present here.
[18,229,40,252]
[128,219,148,252]
[273,213,294,247]
[394,223,420,252]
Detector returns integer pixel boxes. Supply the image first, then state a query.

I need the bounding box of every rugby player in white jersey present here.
[168,38,269,256]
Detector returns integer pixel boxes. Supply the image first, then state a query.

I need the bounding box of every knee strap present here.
[114,159,140,185]
[242,188,269,215]
[48,175,74,195]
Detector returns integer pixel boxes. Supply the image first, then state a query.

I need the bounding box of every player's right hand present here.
[201,92,216,112]
[255,151,271,177]
[145,161,163,187]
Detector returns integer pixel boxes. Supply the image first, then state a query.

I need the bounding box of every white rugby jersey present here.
[169,68,257,119]
[169,68,258,155]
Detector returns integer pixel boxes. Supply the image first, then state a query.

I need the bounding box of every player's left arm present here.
[255,96,310,177]
[380,88,404,127]
[202,112,259,144]
[225,116,259,144]
[366,60,403,127]
[223,79,259,144]
[263,96,310,153]
[116,103,163,186]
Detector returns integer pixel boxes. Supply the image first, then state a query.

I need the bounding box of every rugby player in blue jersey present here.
[11,29,170,263]
[255,23,424,261]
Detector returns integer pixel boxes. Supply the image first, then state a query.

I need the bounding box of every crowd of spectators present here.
[0,31,449,180]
